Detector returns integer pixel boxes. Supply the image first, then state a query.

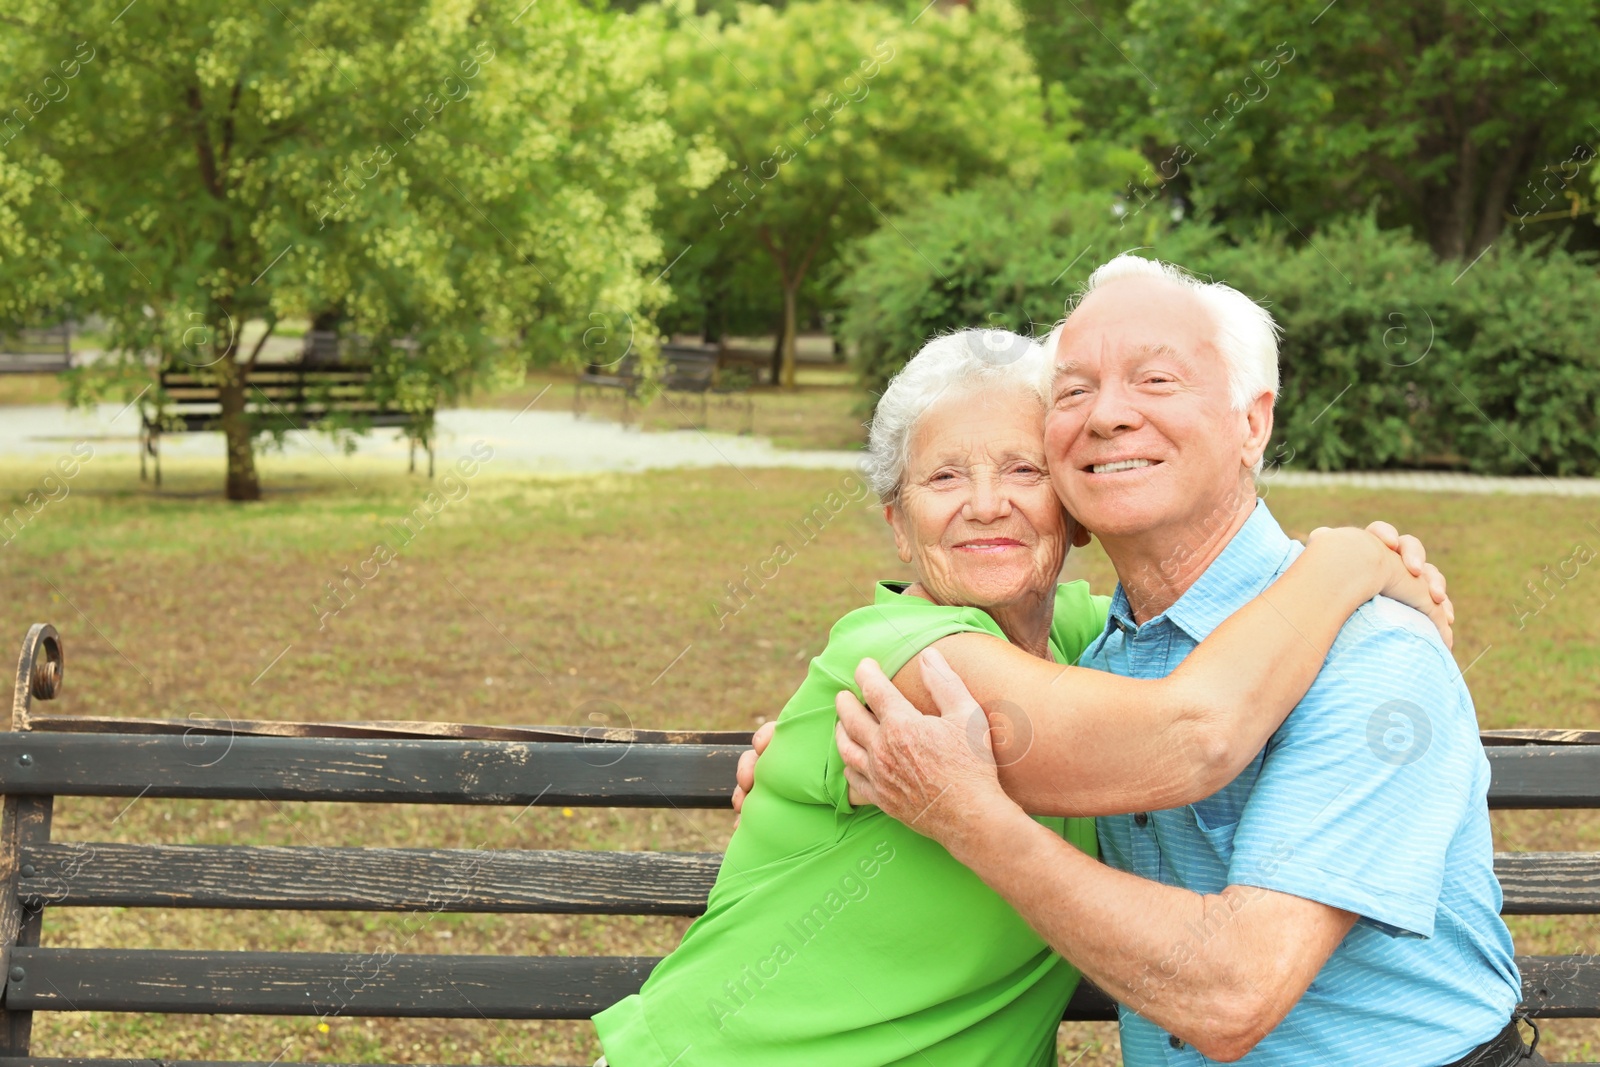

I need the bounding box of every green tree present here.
[1020,0,1600,260]
[656,0,1048,388]
[0,0,697,500]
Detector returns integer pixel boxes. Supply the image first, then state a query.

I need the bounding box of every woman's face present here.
[887,386,1077,611]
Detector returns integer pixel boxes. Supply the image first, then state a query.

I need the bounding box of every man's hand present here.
[731,720,776,823]
[833,648,1013,844]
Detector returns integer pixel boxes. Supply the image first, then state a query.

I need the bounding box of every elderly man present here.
[744,256,1527,1064]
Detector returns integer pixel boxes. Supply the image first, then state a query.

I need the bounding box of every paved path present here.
[2,402,1598,495]
[0,403,865,474]
[1259,468,1600,497]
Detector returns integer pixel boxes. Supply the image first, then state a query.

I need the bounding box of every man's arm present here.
[948,798,1354,1060]
[835,649,1355,1060]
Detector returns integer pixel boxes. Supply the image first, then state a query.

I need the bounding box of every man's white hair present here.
[1046,254,1282,412]
[864,328,1047,503]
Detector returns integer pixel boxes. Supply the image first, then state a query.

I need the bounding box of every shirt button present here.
[1168,1034,1184,1049]
[1134,812,1149,827]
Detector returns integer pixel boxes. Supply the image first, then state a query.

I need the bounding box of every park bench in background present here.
[573,343,753,433]
[138,330,435,486]
[572,352,642,424]
[4,623,1600,1065]
[661,343,754,435]
[0,326,72,375]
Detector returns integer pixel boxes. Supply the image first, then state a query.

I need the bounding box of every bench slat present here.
[1498,852,1600,914]
[20,843,1600,916]
[24,714,753,746]
[0,736,1592,808]
[1487,747,1600,808]
[2,949,651,1017]
[0,735,738,806]
[3,949,1594,1020]
[0,949,1119,1020]
[17,844,721,914]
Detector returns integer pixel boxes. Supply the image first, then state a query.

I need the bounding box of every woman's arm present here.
[884,526,1450,817]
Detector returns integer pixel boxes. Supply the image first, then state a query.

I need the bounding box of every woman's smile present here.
[953,537,1028,553]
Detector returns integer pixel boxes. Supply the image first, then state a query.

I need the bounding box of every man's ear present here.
[1066,511,1092,548]
[1241,391,1275,471]
[885,502,914,563]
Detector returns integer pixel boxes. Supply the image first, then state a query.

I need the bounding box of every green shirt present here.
[594,580,1110,1066]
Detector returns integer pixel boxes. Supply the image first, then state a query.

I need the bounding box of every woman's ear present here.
[884,502,914,563]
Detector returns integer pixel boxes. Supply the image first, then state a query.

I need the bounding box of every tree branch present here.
[244,315,277,371]
[219,78,243,167]
[1470,125,1541,257]
[754,223,790,281]
[186,83,224,200]
[793,194,842,283]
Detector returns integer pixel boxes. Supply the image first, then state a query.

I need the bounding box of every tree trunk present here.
[217,357,260,502]
[1467,129,1539,260]
[779,281,799,390]
[768,315,785,385]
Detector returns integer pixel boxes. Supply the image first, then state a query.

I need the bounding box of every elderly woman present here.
[592,329,1451,1066]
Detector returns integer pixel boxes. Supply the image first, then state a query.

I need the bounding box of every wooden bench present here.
[138,332,436,486]
[573,345,753,434]
[572,352,642,425]
[0,326,71,374]
[660,344,753,435]
[4,623,1600,1064]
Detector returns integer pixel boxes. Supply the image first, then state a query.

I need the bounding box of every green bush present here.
[1204,218,1600,476]
[835,183,1215,401]
[837,195,1600,475]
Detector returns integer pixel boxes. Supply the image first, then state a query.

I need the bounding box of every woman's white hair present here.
[864,328,1048,503]
[1046,254,1282,412]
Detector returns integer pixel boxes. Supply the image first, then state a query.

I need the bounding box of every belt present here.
[1440,1017,1538,1067]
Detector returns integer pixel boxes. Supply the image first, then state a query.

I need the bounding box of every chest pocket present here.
[1187,748,1266,852]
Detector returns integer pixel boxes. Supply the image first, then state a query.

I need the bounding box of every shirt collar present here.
[1104,499,1298,642]
[876,581,912,603]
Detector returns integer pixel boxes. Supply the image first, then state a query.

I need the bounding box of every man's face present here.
[1043,276,1260,539]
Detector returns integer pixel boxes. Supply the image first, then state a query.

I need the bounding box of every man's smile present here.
[1085,458,1161,475]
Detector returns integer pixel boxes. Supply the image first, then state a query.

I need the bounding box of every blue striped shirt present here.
[1084,500,1520,1065]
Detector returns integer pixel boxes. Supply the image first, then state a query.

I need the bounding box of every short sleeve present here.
[1051,581,1113,666]
[761,592,1010,818]
[1226,609,1484,938]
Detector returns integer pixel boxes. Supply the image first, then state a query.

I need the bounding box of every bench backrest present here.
[661,344,717,392]
[3,625,1599,1062]
[147,364,431,431]
[0,326,70,356]
[301,329,343,365]
[0,326,71,373]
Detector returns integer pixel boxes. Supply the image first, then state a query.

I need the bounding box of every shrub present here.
[838,195,1600,475]
[1204,218,1600,476]
[835,183,1214,402]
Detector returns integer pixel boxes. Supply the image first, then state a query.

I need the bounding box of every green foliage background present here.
[838,187,1600,474]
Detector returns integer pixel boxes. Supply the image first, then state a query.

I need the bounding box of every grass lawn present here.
[0,373,71,406]
[1,454,1598,1064]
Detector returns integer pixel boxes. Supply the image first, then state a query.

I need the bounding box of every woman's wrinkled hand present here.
[1308,521,1455,649]
[730,720,776,827]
